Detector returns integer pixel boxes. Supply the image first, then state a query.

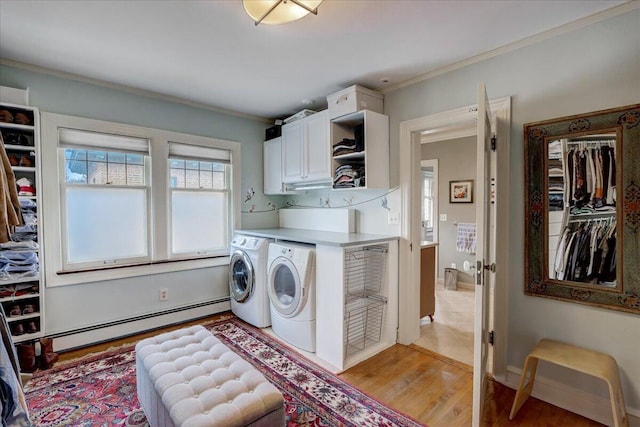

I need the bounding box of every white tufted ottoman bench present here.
[135,325,285,427]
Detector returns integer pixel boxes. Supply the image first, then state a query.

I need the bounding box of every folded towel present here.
[456,222,476,254]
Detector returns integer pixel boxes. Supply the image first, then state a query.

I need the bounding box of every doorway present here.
[415,138,477,366]
[397,96,511,382]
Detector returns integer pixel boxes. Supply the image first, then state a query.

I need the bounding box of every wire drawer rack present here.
[343,244,388,358]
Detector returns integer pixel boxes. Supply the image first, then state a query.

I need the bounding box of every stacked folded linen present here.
[334,163,365,188]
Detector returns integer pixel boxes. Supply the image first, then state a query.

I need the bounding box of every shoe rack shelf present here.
[0,101,44,344]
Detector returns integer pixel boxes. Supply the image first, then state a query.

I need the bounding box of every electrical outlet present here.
[388,212,400,225]
[159,288,169,301]
[440,214,448,222]
[451,263,457,269]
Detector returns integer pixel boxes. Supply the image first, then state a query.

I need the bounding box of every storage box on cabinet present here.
[326,85,383,120]
[0,101,44,343]
[331,110,389,190]
[281,110,331,185]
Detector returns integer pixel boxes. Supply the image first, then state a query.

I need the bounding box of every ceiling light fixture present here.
[243,0,324,26]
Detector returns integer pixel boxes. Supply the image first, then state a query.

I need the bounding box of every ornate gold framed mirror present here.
[524,104,640,314]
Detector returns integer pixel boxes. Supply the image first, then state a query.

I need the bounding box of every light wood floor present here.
[52,313,603,427]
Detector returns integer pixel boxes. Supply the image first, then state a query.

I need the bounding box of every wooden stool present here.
[509,339,628,427]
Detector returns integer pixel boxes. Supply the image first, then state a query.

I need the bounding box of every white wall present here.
[384,9,640,416]
[0,64,280,342]
[422,136,476,284]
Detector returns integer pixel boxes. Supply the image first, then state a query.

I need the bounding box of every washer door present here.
[229,250,254,303]
[268,257,304,317]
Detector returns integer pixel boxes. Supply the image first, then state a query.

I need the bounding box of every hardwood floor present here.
[53,314,604,427]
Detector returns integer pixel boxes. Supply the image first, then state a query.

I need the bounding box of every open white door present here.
[472,83,493,426]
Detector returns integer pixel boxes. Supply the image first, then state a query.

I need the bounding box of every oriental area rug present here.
[24,317,424,426]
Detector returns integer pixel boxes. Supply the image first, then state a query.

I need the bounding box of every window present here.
[422,168,434,241]
[168,142,231,258]
[59,129,150,270]
[40,113,240,286]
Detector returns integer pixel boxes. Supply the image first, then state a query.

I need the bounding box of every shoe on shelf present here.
[19,155,34,167]
[8,154,19,166]
[9,305,22,317]
[12,323,25,336]
[22,304,36,315]
[26,321,38,334]
[13,112,31,126]
[0,109,13,123]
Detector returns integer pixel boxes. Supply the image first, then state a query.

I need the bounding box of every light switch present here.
[440,214,448,222]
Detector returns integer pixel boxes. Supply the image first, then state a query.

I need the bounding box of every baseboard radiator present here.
[50,298,231,352]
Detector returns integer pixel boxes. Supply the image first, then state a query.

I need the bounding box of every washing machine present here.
[267,241,316,352]
[229,234,271,328]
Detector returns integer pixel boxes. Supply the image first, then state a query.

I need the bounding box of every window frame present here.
[40,113,241,287]
[167,146,232,260]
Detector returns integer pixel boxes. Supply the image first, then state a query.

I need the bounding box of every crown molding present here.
[381,1,640,95]
[0,58,272,124]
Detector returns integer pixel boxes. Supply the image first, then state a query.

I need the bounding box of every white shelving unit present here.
[330,110,389,190]
[0,101,44,343]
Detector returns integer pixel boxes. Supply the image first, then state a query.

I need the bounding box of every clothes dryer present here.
[267,241,316,352]
[229,234,271,328]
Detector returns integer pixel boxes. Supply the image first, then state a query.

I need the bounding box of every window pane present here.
[185,170,199,188]
[88,161,107,184]
[213,171,225,189]
[65,187,147,264]
[108,152,126,164]
[171,191,227,254]
[65,148,147,187]
[170,159,184,169]
[200,170,213,189]
[127,154,144,165]
[87,150,106,162]
[185,160,199,170]
[170,168,185,188]
[127,164,145,185]
[108,163,126,185]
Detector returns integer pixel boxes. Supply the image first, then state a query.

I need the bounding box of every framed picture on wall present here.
[450,180,473,203]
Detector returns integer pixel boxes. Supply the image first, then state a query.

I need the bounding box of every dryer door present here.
[268,257,303,317]
[229,250,254,303]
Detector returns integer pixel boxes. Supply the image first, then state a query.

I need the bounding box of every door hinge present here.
[489,331,495,346]
[410,243,413,252]
[491,135,497,151]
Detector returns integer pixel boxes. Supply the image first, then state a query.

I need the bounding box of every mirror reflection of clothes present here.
[554,220,616,285]
[565,145,616,212]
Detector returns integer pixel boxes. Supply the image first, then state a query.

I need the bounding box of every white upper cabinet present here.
[282,110,331,184]
[263,136,286,195]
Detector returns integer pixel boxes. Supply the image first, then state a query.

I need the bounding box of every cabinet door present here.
[282,121,303,183]
[304,111,331,182]
[264,137,284,194]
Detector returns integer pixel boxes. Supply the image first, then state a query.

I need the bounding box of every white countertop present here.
[421,240,438,248]
[237,228,398,247]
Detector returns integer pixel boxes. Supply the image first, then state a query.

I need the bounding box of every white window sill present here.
[46,255,229,287]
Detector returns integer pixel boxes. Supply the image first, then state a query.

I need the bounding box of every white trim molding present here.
[398,96,511,384]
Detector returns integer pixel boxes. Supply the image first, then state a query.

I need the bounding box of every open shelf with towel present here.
[330,110,389,190]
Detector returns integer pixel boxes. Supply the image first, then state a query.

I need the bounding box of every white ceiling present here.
[0,0,629,120]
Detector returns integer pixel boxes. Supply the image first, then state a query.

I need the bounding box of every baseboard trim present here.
[52,300,231,352]
[506,365,640,426]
